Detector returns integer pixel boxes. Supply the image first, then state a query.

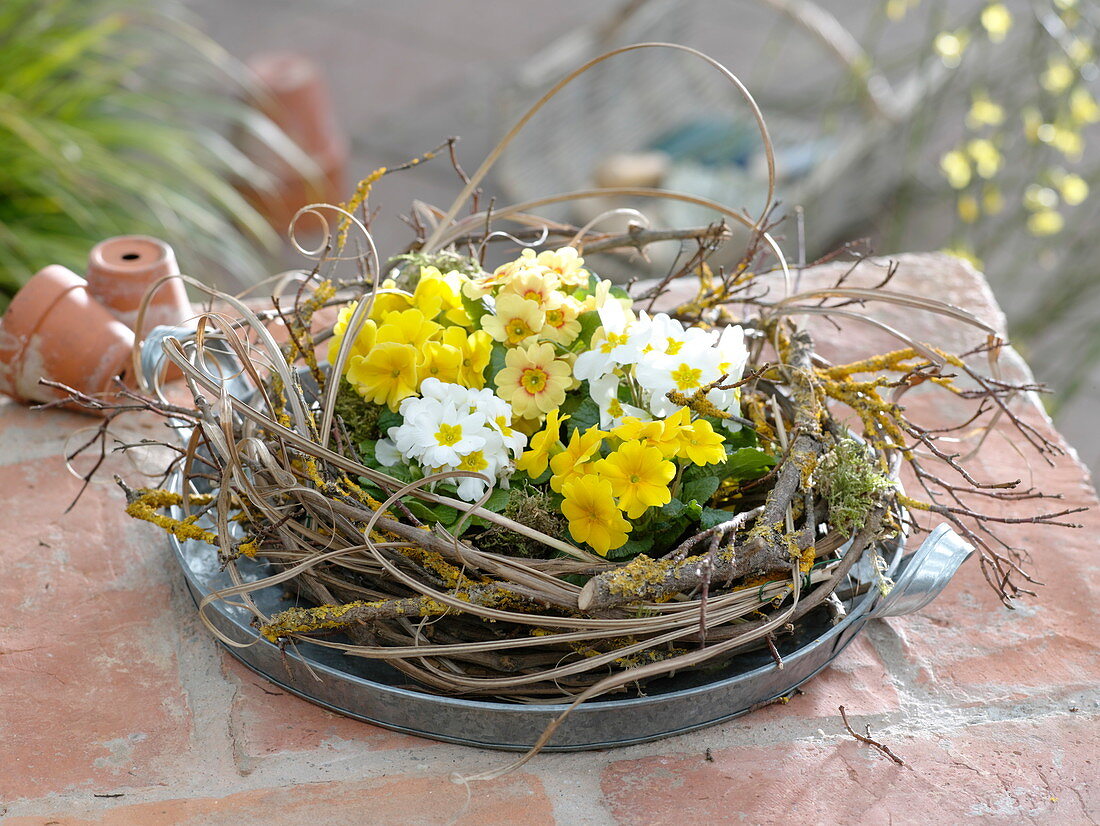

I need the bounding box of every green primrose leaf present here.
[725,447,776,481]
[681,475,721,505]
[566,395,601,435]
[660,497,687,519]
[700,506,736,529]
[609,535,655,560]
[575,310,602,349]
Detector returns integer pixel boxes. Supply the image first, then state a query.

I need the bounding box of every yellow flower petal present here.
[560,474,630,555]
[496,341,572,419]
[346,342,419,410]
[594,440,675,519]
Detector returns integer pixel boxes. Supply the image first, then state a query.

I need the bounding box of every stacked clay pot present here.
[0,236,190,410]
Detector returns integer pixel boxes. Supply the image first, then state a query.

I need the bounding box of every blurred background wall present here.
[4,0,1097,470]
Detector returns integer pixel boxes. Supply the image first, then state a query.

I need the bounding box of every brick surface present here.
[220,656,429,765]
[599,715,1099,825]
[751,636,900,722]
[3,254,1097,822]
[0,455,191,801]
[7,773,553,826]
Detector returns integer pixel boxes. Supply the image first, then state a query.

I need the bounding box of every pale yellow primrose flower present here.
[536,246,590,288]
[482,293,545,347]
[496,341,572,419]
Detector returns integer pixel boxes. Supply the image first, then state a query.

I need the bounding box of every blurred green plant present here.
[0,0,300,309]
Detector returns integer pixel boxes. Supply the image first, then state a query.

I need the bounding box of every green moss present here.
[816,439,893,536]
[474,486,568,558]
[386,250,484,290]
[333,379,383,444]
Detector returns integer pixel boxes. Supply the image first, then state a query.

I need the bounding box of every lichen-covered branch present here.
[745,329,824,555]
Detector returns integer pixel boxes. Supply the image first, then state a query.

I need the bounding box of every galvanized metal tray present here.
[146,325,973,751]
[169,523,968,751]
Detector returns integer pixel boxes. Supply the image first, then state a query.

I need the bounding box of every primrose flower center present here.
[672,363,702,390]
[435,423,463,446]
[600,331,630,354]
[520,367,549,394]
[665,338,684,355]
[459,450,489,472]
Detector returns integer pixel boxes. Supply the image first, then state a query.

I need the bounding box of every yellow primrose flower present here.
[500,268,560,309]
[560,474,630,556]
[540,296,583,346]
[516,408,569,478]
[347,342,419,410]
[376,307,442,349]
[550,426,607,493]
[442,326,492,388]
[676,418,727,466]
[418,341,462,385]
[412,266,470,326]
[327,306,377,365]
[613,414,680,459]
[536,246,590,288]
[496,341,572,419]
[482,293,545,347]
[463,248,546,300]
[367,279,412,321]
[594,440,675,519]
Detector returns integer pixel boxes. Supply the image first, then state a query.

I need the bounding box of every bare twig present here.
[839,705,906,767]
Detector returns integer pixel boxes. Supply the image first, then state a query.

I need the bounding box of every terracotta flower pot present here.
[0,265,135,408]
[86,235,191,335]
[239,52,349,233]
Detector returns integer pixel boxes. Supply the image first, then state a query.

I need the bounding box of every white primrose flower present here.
[418,404,490,468]
[466,387,526,457]
[375,436,401,466]
[713,324,749,378]
[573,298,641,383]
[633,323,749,420]
[445,428,514,501]
[383,379,522,502]
[635,340,727,417]
[635,312,711,358]
[589,371,649,429]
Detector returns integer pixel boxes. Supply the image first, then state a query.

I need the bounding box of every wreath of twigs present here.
[51,43,1084,777]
